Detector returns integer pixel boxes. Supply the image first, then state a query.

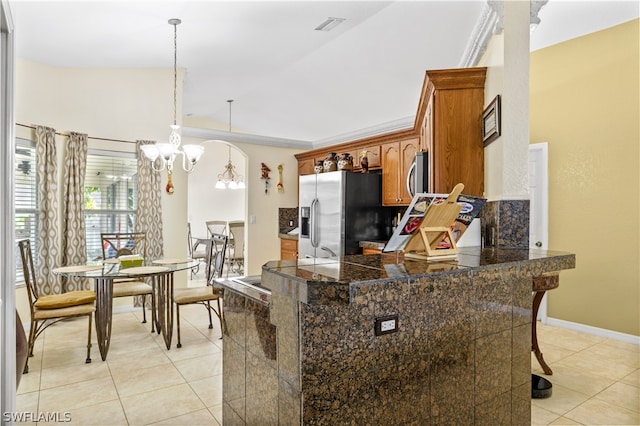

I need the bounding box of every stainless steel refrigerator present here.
[298,171,394,259]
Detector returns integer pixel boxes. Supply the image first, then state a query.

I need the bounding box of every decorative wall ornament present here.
[277,164,284,192]
[261,162,271,194]
[482,95,501,147]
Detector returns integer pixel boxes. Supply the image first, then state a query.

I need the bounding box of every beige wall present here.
[530,19,640,336]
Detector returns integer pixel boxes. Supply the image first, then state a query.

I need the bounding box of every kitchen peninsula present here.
[218,247,575,425]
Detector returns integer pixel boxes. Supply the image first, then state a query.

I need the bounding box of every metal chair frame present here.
[174,233,228,348]
[18,239,94,373]
[100,232,153,324]
[187,222,207,279]
[227,220,245,275]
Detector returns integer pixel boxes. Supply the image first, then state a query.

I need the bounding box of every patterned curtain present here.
[136,140,164,260]
[35,125,61,295]
[61,132,89,291]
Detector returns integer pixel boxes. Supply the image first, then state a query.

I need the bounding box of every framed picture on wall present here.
[482,95,501,146]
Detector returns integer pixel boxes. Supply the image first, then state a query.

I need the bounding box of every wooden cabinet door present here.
[399,138,419,204]
[351,145,382,170]
[298,159,314,176]
[381,142,401,206]
[280,239,298,260]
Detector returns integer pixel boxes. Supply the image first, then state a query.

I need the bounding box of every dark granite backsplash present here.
[279,207,298,234]
[481,199,530,249]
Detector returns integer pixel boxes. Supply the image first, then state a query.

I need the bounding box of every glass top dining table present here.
[53,258,198,361]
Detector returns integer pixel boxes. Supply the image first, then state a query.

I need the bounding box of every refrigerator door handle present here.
[406,161,416,198]
[310,198,319,248]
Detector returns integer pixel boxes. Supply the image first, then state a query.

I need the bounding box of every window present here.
[14,143,138,281]
[84,150,138,260]
[15,139,38,282]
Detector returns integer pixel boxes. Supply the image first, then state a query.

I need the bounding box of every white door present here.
[529,143,549,321]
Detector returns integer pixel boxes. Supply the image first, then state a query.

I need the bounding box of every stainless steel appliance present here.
[407,151,429,198]
[299,171,393,258]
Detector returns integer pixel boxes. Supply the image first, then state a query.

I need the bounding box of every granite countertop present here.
[278,233,298,240]
[358,240,386,250]
[261,247,576,305]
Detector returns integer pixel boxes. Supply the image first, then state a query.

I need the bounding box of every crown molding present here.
[459,2,502,68]
[459,0,549,67]
[183,115,415,151]
[182,127,311,149]
[311,116,414,149]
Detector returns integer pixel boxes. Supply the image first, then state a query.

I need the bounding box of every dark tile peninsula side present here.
[220,247,575,425]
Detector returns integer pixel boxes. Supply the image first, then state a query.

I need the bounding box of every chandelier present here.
[140,18,204,194]
[215,100,245,189]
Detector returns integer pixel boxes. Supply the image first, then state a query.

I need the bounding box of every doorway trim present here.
[1,0,17,415]
[529,142,549,321]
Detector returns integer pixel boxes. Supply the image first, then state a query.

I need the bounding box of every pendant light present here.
[215,100,245,190]
[140,18,205,194]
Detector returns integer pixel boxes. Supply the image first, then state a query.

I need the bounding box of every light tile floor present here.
[16,309,639,425]
[531,322,639,425]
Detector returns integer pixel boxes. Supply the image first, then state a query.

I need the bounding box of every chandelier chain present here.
[173,21,178,126]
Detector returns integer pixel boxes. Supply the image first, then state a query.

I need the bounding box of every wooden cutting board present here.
[405,183,464,256]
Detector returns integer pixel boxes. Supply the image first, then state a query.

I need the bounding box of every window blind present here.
[84,150,138,260]
[15,140,38,282]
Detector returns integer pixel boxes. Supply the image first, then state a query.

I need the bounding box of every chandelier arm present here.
[150,157,166,173]
[180,152,196,173]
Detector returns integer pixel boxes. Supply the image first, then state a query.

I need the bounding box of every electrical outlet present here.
[289,220,294,227]
[374,314,398,336]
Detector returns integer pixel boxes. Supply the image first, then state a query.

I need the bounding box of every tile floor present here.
[531,322,639,425]
[15,308,639,425]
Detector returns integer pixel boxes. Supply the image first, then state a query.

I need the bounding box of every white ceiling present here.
[8,1,639,146]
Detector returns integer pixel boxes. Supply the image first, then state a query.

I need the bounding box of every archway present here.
[187,140,248,276]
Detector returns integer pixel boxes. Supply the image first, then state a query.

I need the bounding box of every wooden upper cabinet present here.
[350,145,381,170]
[381,137,419,206]
[419,68,486,196]
[298,159,314,176]
[295,67,486,195]
[381,142,400,205]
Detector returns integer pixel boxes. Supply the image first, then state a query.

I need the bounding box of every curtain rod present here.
[16,123,137,144]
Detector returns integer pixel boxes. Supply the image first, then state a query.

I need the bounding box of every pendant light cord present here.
[173,21,178,126]
[227,100,233,161]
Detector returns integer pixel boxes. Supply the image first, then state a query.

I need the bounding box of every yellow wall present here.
[530,19,640,336]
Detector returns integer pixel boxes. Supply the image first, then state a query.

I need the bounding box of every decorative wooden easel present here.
[404,183,465,260]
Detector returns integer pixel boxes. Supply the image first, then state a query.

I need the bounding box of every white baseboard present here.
[545,317,640,345]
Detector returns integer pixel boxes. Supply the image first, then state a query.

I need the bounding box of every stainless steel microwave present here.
[407,151,429,197]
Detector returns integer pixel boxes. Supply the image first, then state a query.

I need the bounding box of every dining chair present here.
[187,222,207,279]
[18,239,95,374]
[100,232,154,324]
[173,233,228,348]
[227,220,245,275]
[206,220,227,237]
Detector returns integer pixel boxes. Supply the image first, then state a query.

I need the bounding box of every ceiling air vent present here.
[314,17,345,32]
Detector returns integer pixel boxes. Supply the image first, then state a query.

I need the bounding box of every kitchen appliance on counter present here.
[407,151,429,198]
[299,171,395,259]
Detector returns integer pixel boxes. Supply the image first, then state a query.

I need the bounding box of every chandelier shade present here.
[140,18,204,193]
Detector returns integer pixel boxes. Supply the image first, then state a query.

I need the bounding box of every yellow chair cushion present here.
[34,290,96,309]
